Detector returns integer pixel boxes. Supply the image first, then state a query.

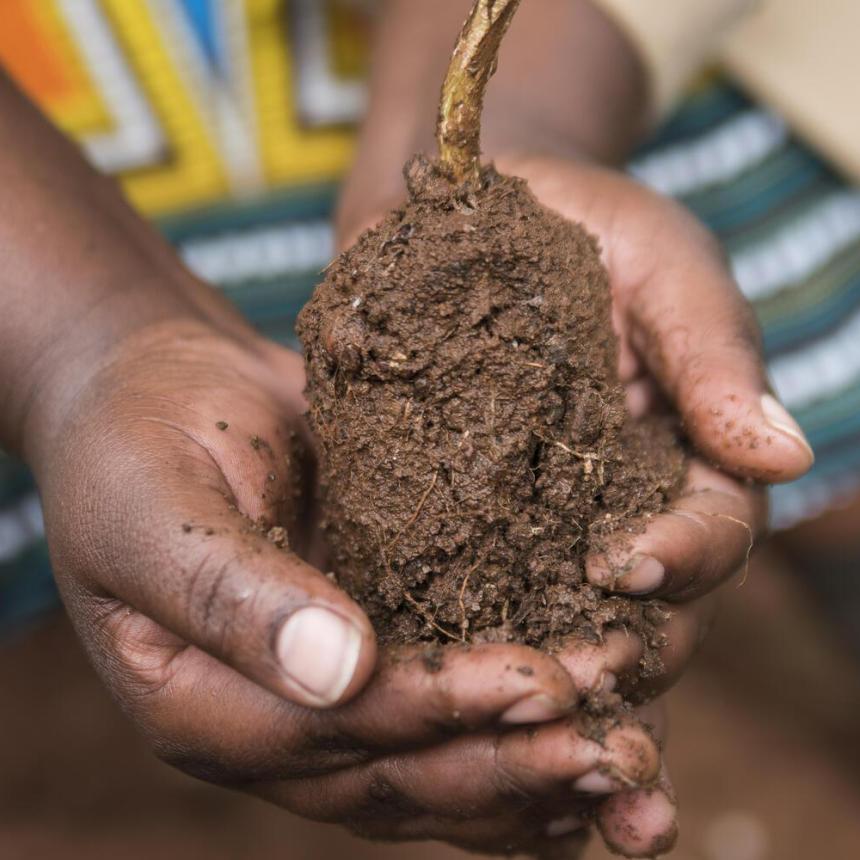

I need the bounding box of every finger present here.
[628,598,715,702]
[586,460,766,600]
[260,717,661,823]
[555,598,714,704]
[597,761,678,858]
[94,604,655,855]
[330,642,580,740]
[138,504,375,709]
[89,602,587,782]
[623,211,813,483]
[554,627,644,696]
[78,602,312,782]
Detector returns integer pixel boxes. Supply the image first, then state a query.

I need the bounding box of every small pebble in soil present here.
[266,526,287,548]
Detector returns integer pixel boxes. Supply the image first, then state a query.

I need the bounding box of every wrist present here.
[3,272,200,465]
[480,0,649,167]
[338,0,648,246]
[0,73,260,464]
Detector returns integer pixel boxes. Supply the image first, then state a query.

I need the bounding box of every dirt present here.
[297,156,685,670]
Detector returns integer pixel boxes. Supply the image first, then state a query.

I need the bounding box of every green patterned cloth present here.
[2,80,858,634]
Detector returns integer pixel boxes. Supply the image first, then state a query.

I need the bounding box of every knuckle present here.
[150,738,251,788]
[303,730,375,773]
[427,677,464,732]
[181,548,250,652]
[360,762,425,818]
[491,737,539,806]
[89,600,186,705]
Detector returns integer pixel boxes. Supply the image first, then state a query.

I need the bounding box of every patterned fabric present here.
[631,81,860,528]
[0,6,858,634]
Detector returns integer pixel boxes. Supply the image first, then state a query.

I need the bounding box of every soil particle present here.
[298,156,685,670]
[266,526,287,548]
[516,665,534,676]
[215,421,229,431]
[421,644,445,673]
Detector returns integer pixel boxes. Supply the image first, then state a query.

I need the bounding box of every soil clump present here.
[297,156,685,667]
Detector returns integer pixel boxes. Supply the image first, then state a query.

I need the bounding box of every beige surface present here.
[721,0,860,184]
[1,550,859,859]
[593,0,860,184]
[594,0,755,116]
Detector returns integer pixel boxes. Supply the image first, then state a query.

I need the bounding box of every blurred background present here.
[1,2,859,857]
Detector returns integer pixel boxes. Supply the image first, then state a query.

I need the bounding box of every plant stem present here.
[437,0,523,185]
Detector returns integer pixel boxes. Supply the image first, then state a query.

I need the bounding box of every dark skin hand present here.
[337,0,813,853]
[41,312,667,857]
[335,155,776,856]
[0,68,664,858]
[0,2,812,858]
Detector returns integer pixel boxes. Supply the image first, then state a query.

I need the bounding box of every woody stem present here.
[437,0,523,184]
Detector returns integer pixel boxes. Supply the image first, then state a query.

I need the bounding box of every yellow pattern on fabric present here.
[0,0,111,136]
[2,0,373,213]
[102,0,227,214]
[246,0,355,186]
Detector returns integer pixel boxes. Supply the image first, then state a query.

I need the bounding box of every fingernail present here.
[600,671,618,693]
[618,555,664,595]
[761,394,814,462]
[276,606,362,706]
[546,814,585,838]
[500,693,567,725]
[573,770,618,794]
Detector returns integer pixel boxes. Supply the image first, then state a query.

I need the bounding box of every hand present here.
[491,153,812,591]
[504,154,810,854]
[31,311,669,857]
[335,152,813,855]
[337,151,800,670]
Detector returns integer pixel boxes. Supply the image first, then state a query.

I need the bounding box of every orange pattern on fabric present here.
[0,0,74,102]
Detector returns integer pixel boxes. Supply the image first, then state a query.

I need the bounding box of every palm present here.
[35,317,671,855]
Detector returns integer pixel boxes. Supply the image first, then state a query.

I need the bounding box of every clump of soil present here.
[297,155,685,667]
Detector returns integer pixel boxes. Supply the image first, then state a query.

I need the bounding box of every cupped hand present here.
[336,152,801,676]
[333,152,816,855]
[30,311,670,857]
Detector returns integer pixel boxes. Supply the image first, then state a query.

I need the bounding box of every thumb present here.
[75,469,377,710]
[627,220,814,483]
[173,509,377,709]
